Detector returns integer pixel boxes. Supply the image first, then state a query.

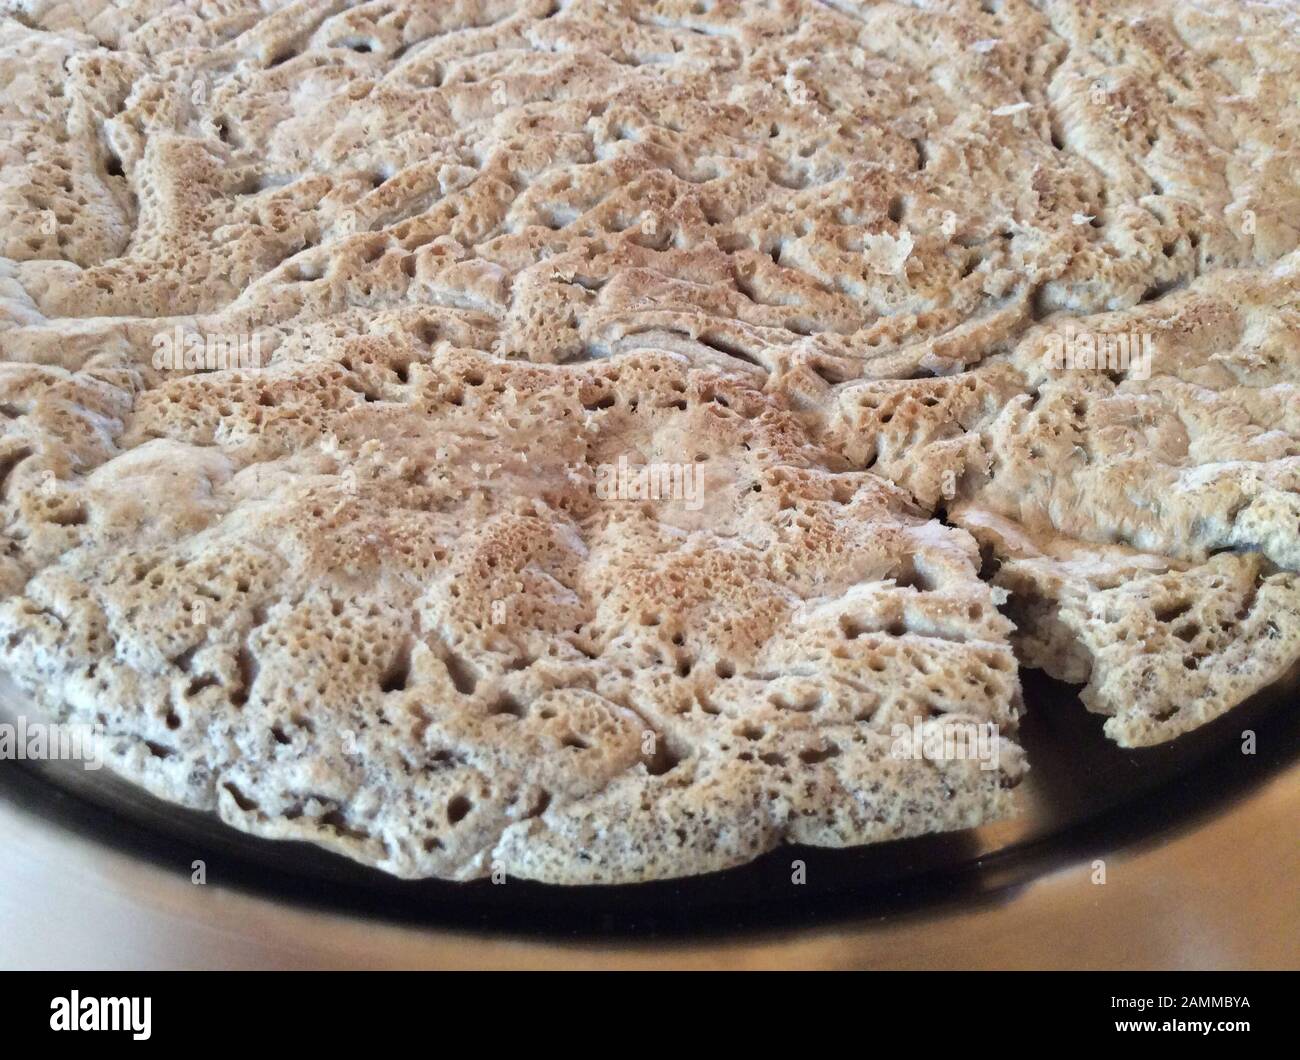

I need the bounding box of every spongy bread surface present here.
[1,0,1297,879]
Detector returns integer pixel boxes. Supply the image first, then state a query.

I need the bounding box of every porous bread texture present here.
[823,256,1300,560]
[953,505,1300,747]
[0,0,1297,880]
[0,340,1025,881]
[973,258,1300,570]
[820,254,1300,744]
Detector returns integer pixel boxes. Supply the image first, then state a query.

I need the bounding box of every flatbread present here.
[0,0,1296,880]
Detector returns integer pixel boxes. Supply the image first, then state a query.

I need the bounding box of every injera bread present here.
[0,0,1296,881]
